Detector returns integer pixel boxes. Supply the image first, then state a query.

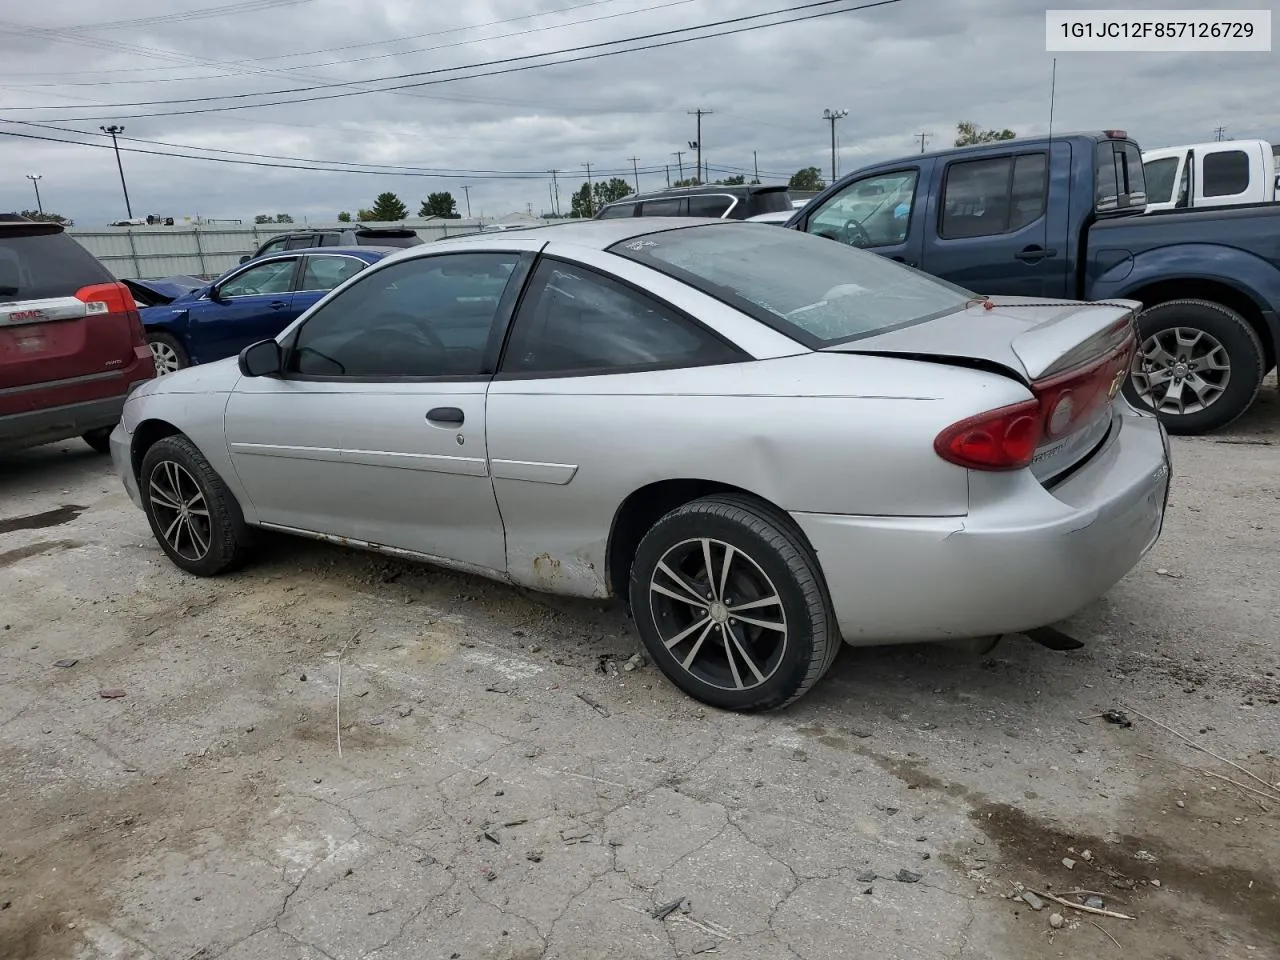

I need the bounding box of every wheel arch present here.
[130,418,183,480]
[1123,278,1276,371]
[605,478,813,601]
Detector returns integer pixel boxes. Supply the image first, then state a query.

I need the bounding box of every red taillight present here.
[1033,334,1136,439]
[74,281,136,316]
[934,400,1042,471]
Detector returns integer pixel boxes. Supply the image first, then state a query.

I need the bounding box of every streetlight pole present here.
[25,174,43,215]
[688,108,712,185]
[100,125,133,218]
[822,109,848,184]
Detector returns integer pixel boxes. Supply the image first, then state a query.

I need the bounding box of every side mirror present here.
[238,339,282,377]
[239,255,251,264]
[208,284,226,303]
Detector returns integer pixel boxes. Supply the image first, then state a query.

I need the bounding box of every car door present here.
[917,142,1071,297]
[797,165,928,268]
[292,253,374,314]
[187,257,299,364]
[485,250,747,596]
[223,246,539,572]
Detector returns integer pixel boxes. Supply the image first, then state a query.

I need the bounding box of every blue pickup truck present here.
[788,131,1280,434]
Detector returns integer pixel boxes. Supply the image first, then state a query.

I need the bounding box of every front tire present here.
[140,435,253,576]
[82,427,113,454]
[1124,299,1264,435]
[628,494,839,711]
[147,332,190,376]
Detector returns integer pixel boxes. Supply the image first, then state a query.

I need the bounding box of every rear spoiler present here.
[1007,299,1139,379]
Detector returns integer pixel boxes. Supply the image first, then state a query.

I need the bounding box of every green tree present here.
[275,213,294,223]
[717,174,746,185]
[254,214,272,224]
[366,192,408,221]
[672,177,699,187]
[788,167,826,192]
[419,192,460,218]
[954,121,1016,147]
[336,211,352,222]
[18,210,72,226]
[569,183,595,218]
[593,178,632,208]
[356,208,375,221]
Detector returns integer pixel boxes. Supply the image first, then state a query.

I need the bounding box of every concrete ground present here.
[2,386,1278,960]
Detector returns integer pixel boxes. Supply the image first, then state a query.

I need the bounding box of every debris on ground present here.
[54,658,78,668]
[622,653,646,672]
[895,869,922,884]
[1155,568,1183,579]
[1081,849,1093,862]
[98,688,126,699]
[576,692,610,717]
[525,849,543,863]
[856,871,877,883]
[651,897,687,920]
[1018,891,1045,911]
[1085,896,1106,910]
[1134,850,1158,863]
[1049,913,1065,929]
[691,939,718,954]
[1062,857,1076,870]
[480,866,497,881]
[395,704,413,718]
[1102,710,1133,728]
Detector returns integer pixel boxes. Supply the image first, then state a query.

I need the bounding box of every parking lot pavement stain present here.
[0,504,86,535]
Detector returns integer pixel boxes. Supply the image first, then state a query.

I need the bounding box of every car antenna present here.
[1043,57,1056,267]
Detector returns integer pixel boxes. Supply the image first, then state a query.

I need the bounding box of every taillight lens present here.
[934,400,1042,471]
[74,281,137,315]
[1034,334,1136,439]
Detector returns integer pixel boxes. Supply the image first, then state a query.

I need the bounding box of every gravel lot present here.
[2,384,1278,960]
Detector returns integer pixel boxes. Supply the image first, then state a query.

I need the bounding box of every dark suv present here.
[596,184,793,220]
[1,215,155,453]
[240,226,423,263]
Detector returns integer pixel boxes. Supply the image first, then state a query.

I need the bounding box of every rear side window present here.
[0,227,112,303]
[640,198,686,216]
[1203,150,1250,197]
[501,259,740,376]
[1143,156,1180,204]
[284,235,319,250]
[257,237,289,256]
[940,153,1047,238]
[598,203,637,219]
[1095,141,1147,212]
[750,190,794,214]
[299,255,368,292]
[687,195,734,218]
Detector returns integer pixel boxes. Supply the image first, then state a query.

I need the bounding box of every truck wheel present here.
[1124,299,1264,435]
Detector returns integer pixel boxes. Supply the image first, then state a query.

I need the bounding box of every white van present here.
[1142,139,1276,212]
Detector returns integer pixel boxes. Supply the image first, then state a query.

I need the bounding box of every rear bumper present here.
[0,390,142,453]
[793,405,1171,645]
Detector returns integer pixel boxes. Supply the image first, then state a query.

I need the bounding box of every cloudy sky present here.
[0,0,1275,225]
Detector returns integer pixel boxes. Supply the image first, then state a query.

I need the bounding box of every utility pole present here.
[915,132,931,154]
[462,185,472,219]
[665,164,670,187]
[1214,125,1227,141]
[822,109,849,184]
[753,150,759,183]
[583,162,595,216]
[688,108,713,185]
[672,150,685,183]
[627,156,641,194]
[548,169,561,217]
[25,174,43,215]
[100,124,133,218]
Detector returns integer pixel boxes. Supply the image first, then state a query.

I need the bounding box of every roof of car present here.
[413,217,737,254]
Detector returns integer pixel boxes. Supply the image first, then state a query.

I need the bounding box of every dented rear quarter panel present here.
[485,351,1030,597]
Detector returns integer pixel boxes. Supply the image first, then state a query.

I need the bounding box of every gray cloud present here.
[1,0,1275,224]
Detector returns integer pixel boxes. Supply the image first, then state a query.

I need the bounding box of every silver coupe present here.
[111,219,1172,711]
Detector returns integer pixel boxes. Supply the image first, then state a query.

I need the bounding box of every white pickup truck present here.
[1142,139,1278,212]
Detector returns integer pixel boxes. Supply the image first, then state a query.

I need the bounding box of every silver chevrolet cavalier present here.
[111,219,1171,711]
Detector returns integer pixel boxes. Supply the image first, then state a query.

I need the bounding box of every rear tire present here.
[628,494,839,712]
[1124,299,1264,435]
[147,331,190,376]
[82,427,112,454]
[140,435,253,576]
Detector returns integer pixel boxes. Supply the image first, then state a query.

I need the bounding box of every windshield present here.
[610,224,972,347]
[1143,156,1180,204]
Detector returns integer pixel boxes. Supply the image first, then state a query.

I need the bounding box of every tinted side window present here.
[0,227,112,302]
[501,260,739,376]
[218,259,297,297]
[257,237,289,256]
[1203,150,1250,197]
[687,195,734,218]
[598,203,636,219]
[1143,156,1180,204]
[940,157,1011,238]
[299,255,368,292]
[806,170,918,248]
[284,235,318,250]
[640,198,686,216]
[1096,141,1146,211]
[288,253,519,378]
[751,190,794,215]
[1009,153,1048,230]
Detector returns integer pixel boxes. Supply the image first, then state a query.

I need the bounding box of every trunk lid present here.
[823,296,1139,482]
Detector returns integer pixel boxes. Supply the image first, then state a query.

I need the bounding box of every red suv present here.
[1,216,155,454]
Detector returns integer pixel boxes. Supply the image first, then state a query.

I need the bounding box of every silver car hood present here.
[823,297,1140,382]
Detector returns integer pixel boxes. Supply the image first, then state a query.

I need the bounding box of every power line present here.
[4,0,904,119]
[16,0,314,34]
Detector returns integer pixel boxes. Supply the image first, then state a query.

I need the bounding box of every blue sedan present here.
[132,247,392,375]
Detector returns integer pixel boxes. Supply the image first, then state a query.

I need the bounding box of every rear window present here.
[1143,156,1180,204]
[611,224,971,347]
[640,198,686,216]
[749,189,794,215]
[356,231,422,247]
[598,203,637,219]
[1203,150,1250,197]
[1095,140,1147,212]
[0,226,113,303]
[687,195,735,218]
